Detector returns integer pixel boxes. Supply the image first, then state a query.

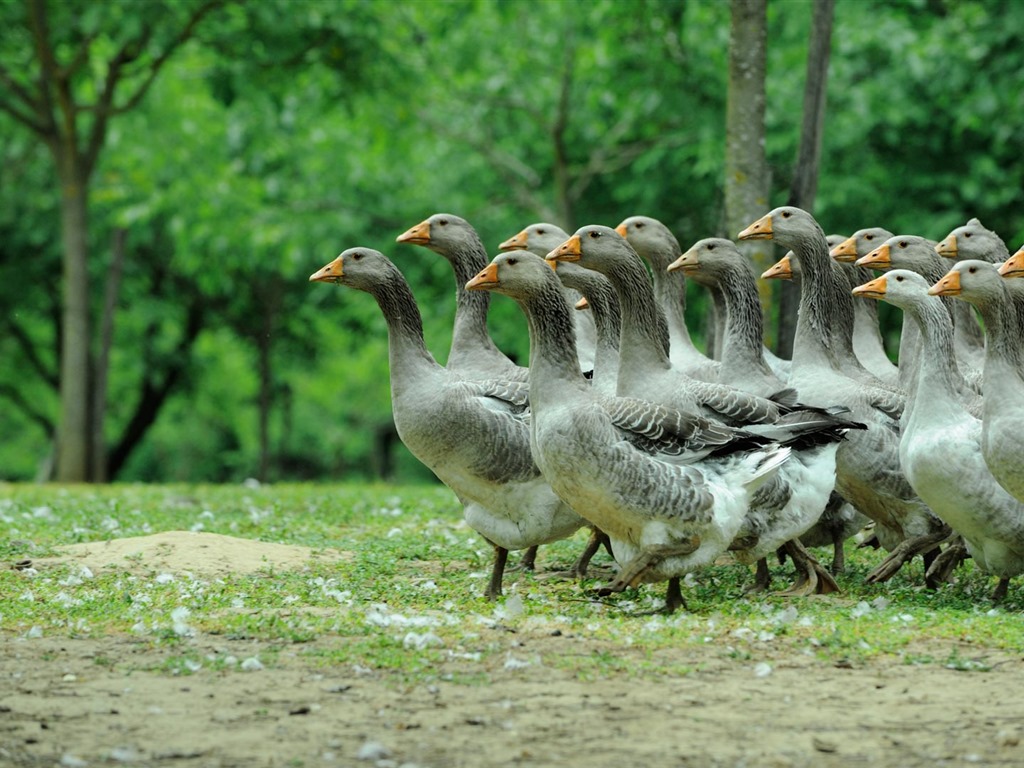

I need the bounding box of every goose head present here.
[466,251,559,301]
[853,269,933,311]
[615,216,681,269]
[546,225,635,275]
[935,218,1008,263]
[738,206,824,251]
[397,213,480,258]
[857,235,936,273]
[309,248,394,291]
[499,223,570,258]
[830,227,893,264]
[929,259,1006,305]
[761,254,797,282]
[668,237,741,288]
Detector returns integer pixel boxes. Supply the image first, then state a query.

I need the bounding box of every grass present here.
[2,481,1022,683]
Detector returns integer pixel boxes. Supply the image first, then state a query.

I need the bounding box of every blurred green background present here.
[2,0,1022,484]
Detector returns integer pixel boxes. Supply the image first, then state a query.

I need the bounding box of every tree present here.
[775,0,835,357]
[0,0,224,480]
[724,0,771,352]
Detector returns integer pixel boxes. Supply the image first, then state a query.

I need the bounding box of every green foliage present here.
[1,0,1022,481]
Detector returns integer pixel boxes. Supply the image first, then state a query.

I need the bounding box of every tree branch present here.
[0,383,55,435]
[0,60,47,132]
[4,316,58,389]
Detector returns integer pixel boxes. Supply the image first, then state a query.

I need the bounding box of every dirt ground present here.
[4,535,1024,768]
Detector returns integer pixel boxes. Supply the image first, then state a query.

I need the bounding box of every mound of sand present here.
[33,530,349,578]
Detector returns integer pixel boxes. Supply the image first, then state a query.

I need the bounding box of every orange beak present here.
[614,222,629,238]
[929,270,962,296]
[465,262,499,291]
[396,220,431,245]
[829,236,859,263]
[761,255,793,281]
[738,214,773,241]
[852,275,888,300]
[997,248,1024,279]
[310,255,344,283]
[575,296,590,310]
[547,235,582,263]
[935,234,957,258]
[499,230,529,251]
[667,250,699,274]
[856,243,892,270]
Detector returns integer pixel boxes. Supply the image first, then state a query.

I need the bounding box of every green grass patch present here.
[2,482,1023,683]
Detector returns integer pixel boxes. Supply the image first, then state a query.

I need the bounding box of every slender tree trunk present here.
[55,153,92,482]
[256,329,272,483]
[777,0,835,357]
[724,0,773,345]
[90,228,126,482]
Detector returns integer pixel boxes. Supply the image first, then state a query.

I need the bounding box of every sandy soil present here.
[4,535,1024,768]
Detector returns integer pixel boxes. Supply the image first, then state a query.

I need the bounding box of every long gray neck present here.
[714,266,773,375]
[902,296,967,420]
[442,237,505,362]
[603,256,672,373]
[649,259,698,355]
[790,226,863,375]
[973,287,1024,372]
[366,272,440,387]
[519,285,590,406]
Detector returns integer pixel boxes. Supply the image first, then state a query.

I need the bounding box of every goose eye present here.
[782,211,792,218]
[589,231,601,238]
[707,244,716,251]
[968,266,977,274]
[964,232,972,238]
[352,252,363,260]
[507,257,517,266]
[895,275,904,282]
[899,241,907,248]
[536,228,545,235]
[439,219,448,226]
[636,222,644,229]
[866,234,874,240]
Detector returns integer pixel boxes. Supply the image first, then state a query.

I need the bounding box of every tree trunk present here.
[724,0,773,344]
[777,0,835,357]
[91,228,126,482]
[55,153,92,482]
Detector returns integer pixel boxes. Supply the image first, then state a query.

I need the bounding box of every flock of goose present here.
[309,206,1024,611]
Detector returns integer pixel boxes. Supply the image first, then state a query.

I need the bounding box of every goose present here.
[396,213,527,382]
[827,228,902,386]
[672,237,866,581]
[550,227,860,594]
[935,218,1010,264]
[931,260,1024,506]
[548,226,792,424]
[550,260,621,397]
[499,222,598,372]
[739,207,951,585]
[854,269,1024,600]
[612,216,721,379]
[466,250,802,611]
[856,235,984,399]
[309,249,584,599]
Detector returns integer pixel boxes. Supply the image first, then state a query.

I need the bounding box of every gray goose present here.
[856,235,983,402]
[828,228,902,387]
[613,216,720,380]
[855,269,1024,600]
[550,227,858,594]
[310,249,583,599]
[740,207,951,585]
[671,238,864,583]
[499,223,598,373]
[760,244,874,573]
[466,250,800,612]
[397,213,527,382]
[932,260,1024,506]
